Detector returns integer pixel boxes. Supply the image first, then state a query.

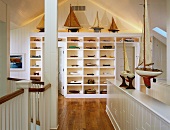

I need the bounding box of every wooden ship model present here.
[108,17,119,33]
[64,4,81,32]
[135,0,162,88]
[36,15,44,32]
[120,38,135,89]
[90,11,104,32]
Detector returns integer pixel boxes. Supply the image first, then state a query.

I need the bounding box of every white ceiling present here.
[2,0,167,33]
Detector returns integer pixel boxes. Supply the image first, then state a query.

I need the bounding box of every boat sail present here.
[120,39,135,89]
[135,0,162,88]
[36,15,44,32]
[64,4,81,32]
[108,17,119,33]
[90,11,104,32]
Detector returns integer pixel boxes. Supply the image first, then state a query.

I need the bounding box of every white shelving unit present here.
[29,34,44,81]
[29,32,141,98]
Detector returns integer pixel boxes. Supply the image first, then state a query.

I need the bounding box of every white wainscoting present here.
[146,80,170,106]
[106,80,170,130]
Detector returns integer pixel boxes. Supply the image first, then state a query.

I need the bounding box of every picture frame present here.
[10,53,25,70]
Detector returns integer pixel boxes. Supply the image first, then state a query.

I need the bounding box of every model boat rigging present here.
[120,38,135,89]
[135,0,162,88]
[108,17,119,33]
[64,4,81,32]
[90,11,104,32]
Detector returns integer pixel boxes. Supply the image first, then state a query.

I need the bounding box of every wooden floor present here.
[58,95,115,130]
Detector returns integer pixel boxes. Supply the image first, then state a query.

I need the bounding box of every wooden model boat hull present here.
[136,69,162,88]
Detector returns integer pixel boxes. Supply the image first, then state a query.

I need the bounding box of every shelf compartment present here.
[67,59,83,67]
[84,85,98,94]
[100,49,115,58]
[67,42,82,49]
[100,68,115,75]
[67,85,82,94]
[83,37,98,43]
[30,37,41,42]
[67,68,82,75]
[84,77,99,84]
[84,59,99,67]
[84,43,98,49]
[30,60,41,67]
[67,37,81,42]
[84,50,99,58]
[100,59,115,67]
[67,77,82,84]
[67,50,83,58]
[100,43,115,49]
[100,37,114,43]
[100,85,107,94]
[84,68,99,75]
[116,37,139,43]
[100,77,115,84]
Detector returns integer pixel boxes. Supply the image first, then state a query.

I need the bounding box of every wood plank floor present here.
[58,95,115,130]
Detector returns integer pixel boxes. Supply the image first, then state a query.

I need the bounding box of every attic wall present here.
[10,17,41,79]
[58,0,140,33]
[152,36,166,79]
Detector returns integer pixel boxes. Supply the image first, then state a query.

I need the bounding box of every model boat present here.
[135,0,162,88]
[64,4,81,32]
[36,15,44,32]
[90,11,104,32]
[108,17,119,33]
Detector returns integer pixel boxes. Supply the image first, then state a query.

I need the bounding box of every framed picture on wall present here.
[10,53,25,70]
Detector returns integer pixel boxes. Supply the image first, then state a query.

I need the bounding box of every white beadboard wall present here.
[10,17,41,79]
[107,80,170,130]
[152,37,166,79]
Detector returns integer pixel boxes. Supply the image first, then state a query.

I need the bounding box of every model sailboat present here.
[36,15,44,32]
[90,11,104,32]
[135,0,162,88]
[108,17,119,33]
[120,39,135,89]
[64,4,81,32]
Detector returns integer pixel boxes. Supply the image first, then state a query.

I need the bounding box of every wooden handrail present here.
[7,77,44,85]
[7,77,25,81]
[0,89,24,104]
[29,83,51,92]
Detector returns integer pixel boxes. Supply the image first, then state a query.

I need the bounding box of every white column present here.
[167,0,170,84]
[44,0,58,129]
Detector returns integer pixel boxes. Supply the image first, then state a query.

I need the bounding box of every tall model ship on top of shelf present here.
[135,0,162,88]
[64,4,81,32]
[36,15,44,32]
[108,17,119,33]
[90,11,104,32]
[120,39,135,89]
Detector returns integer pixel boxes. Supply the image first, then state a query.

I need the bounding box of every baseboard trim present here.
[106,105,120,130]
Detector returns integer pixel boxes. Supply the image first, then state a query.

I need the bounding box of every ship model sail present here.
[135,0,162,88]
[108,17,119,33]
[90,11,104,32]
[120,39,135,89]
[64,4,81,32]
[36,15,45,32]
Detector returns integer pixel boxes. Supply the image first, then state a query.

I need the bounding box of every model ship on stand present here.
[64,4,81,32]
[90,11,104,32]
[36,15,44,32]
[108,17,119,33]
[135,0,162,88]
[120,38,135,89]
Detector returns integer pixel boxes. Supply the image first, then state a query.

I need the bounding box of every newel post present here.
[16,80,32,130]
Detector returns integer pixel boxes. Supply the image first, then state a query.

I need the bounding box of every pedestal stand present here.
[126,76,135,89]
[119,75,128,87]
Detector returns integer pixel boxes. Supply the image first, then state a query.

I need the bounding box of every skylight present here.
[153,27,167,38]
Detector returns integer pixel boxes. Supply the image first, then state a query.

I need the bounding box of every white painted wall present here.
[0,0,9,97]
[167,0,170,84]
[152,37,166,79]
[10,17,41,79]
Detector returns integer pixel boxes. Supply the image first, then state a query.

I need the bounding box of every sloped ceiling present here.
[2,0,167,33]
